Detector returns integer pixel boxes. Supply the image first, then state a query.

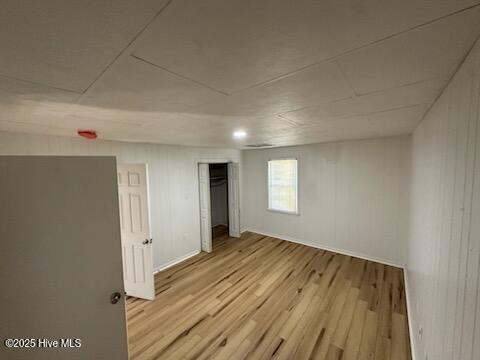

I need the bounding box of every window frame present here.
[267,158,299,216]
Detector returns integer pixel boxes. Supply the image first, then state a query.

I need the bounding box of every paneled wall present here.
[407,39,480,360]
[0,131,241,271]
[242,135,410,266]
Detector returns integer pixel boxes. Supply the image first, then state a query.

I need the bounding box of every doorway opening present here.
[209,163,229,248]
[198,161,240,253]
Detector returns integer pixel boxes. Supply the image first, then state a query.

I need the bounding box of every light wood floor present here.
[126,232,411,360]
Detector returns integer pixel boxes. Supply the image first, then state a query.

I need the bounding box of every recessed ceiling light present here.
[233,130,247,139]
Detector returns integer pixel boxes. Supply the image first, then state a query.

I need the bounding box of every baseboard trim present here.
[243,228,404,268]
[403,267,418,360]
[153,250,200,274]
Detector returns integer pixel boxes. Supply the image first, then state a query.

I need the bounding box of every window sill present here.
[267,208,300,216]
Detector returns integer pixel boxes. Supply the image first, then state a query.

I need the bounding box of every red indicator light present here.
[77,130,97,139]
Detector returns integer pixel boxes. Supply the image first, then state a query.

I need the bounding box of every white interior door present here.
[228,162,241,238]
[199,163,213,252]
[0,156,128,359]
[117,163,154,300]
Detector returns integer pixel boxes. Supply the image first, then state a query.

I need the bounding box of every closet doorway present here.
[198,161,240,253]
[210,163,229,244]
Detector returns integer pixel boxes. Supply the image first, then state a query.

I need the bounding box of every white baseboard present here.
[243,228,404,268]
[153,250,200,274]
[403,267,418,360]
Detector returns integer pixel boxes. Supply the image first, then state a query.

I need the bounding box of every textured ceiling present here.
[1,0,480,148]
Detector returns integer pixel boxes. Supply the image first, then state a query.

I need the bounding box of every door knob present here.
[142,239,149,245]
[110,292,122,304]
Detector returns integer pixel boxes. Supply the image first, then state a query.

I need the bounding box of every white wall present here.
[0,131,241,271]
[242,135,410,266]
[406,39,480,360]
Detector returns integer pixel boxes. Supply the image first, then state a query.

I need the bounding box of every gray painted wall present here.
[0,156,128,359]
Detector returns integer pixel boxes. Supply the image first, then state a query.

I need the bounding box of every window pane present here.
[268,159,298,213]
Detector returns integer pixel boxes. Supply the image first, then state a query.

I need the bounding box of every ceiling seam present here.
[277,95,356,119]
[278,103,429,127]
[0,74,83,95]
[227,3,480,95]
[130,54,229,96]
[0,119,73,131]
[355,77,448,98]
[264,132,413,145]
[279,77,446,119]
[413,32,480,134]
[80,0,175,95]
[276,114,303,127]
[358,103,429,117]
[277,87,433,126]
[335,59,360,97]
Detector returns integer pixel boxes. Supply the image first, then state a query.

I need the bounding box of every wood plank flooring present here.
[126,232,411,360]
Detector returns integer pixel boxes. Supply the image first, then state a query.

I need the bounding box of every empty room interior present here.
[1,1,480,360]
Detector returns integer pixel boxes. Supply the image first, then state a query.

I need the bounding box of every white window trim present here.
[267,158,299,215]
[266,208,301,216]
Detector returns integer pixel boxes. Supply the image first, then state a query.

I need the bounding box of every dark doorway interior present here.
[209,163,229,247]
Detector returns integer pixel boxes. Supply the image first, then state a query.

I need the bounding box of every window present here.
[268,159,298,214]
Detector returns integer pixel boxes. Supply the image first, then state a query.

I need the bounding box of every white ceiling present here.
[0,0,480,149]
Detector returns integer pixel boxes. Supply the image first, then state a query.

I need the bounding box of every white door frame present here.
[198,163,212,253]
[227,162,241,238]
[196,158,241,253]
